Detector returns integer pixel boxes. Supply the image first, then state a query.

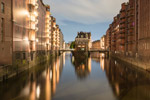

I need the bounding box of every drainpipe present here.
[11,0,14,66]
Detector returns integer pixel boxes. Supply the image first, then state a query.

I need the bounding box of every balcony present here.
[118,34,125,39]
[120,9,126,13]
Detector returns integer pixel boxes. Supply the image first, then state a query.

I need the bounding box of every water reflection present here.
[90,52,150,100]
[71,52,91,79]
[1,52,150,100]
[90,52,105,71]
[0,54,65,100]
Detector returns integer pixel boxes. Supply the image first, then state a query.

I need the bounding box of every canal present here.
[1,52,150,100]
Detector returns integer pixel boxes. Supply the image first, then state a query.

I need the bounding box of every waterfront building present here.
[126,0,137,57]
[0,0,64,76]
[118,3,128,54]
[51,16,56,51]
[100,35,106,50]
[75,32,91,51]
[106,28,111,51]
[56,25,60,51]
[138,0,150,60]
[0,0,12,65]
[59,30,65,50]
[104,0,150,69]
[12,0,51,67]
[92,40,100,50]
[105,0,138,57]
[110,15,119,53]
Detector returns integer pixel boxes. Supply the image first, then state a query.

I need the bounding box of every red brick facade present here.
[92,40,100,50]
[138,0,150,59]
[104,0,150,66]
[0,0,12,65]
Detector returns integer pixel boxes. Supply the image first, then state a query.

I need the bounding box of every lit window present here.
[1,2,4,13]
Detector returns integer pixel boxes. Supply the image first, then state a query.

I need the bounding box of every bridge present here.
[59,49,109,53]
[59,49,75,52]
[59,49,109,57]
[88,49,109,53]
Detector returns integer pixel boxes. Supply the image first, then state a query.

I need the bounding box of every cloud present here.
[43,0,128,25]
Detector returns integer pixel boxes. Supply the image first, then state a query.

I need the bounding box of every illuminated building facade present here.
[12,0,52,67]
[138,0,150,60]
[0,0,12,65]
[100,35,106,50]
[75,32,91,51]
[59,30,65,50]
[92,40,100,50]
[56,25,60,50]
[51,16,56,51]
[0,0,64,72]
[50,17,64,53]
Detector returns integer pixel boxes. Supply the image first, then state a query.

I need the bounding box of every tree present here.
[70,41,75,49]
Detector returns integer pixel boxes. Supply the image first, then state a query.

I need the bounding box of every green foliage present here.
[70,41,75,49]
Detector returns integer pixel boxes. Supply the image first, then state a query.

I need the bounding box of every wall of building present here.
[0,0,12,65]
[59,31,64,50]
[138,0,150,60]
[104,0,150,70]
[75,32,91,51]
[12,0,32,68]
[92,40,100,50]
[12,0,53,69]
[51,16,56,51]
[100,35,106,50]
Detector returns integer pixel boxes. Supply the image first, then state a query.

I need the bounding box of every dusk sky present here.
[43,0,128,43]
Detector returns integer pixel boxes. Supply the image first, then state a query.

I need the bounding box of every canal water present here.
[1,52,150,100]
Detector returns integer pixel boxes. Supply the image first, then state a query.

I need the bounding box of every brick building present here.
[105,0,139,57]
[104,0,150,69]
[59,30,65,50]
[100,35,106,50]
[92,40,100,50]
[111,15,119,53]
[75,32,91,51]
[0,0,64,67]
[118,3,128,54]
[138,0,150,60]
[0,0,12,65]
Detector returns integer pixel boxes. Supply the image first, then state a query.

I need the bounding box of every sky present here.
[43,0,128,43]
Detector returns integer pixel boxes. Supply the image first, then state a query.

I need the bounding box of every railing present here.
[0,65,13,82]
[89,49,109,52]
[59,49,75,51]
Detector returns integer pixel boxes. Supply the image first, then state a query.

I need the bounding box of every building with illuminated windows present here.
[0,0,64,79]
[12,0,52,67]
[75,32,91,51]
[100,35,106,50]
[0,0,12,65]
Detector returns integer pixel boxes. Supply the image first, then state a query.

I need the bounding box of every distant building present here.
[65,43,70,50]
[59,30,64,50]
[100,35,106,50]
[92,40,100,50]
[75,32,91,51]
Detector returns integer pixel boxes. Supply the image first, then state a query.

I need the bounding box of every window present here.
[23,53,26,60]
[1,18,4,42]
[1,2,4,13]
